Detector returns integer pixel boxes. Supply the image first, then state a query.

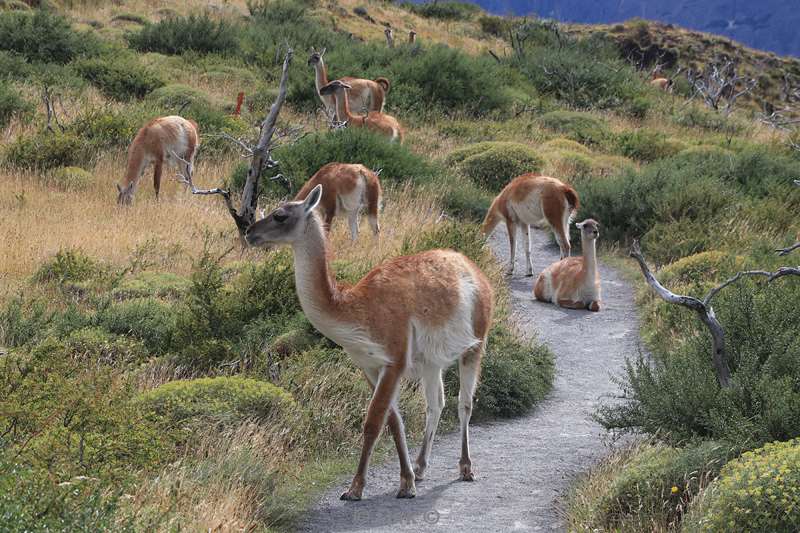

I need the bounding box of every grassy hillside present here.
[0,1,798,531]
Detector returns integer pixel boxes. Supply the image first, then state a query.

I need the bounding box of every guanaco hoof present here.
[413,466,425,481]
[340,490,362,501]
[460,464,475,481]
[396,487,416,499]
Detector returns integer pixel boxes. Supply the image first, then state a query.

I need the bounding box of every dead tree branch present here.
[630,241,800,389]
[686,59,758,116]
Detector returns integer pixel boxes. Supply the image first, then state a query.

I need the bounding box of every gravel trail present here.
[298,226,640,532]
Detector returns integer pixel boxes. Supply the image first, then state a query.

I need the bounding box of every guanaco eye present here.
[273,212,289,223]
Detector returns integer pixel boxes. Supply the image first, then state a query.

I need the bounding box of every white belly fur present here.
[508,191,547,227]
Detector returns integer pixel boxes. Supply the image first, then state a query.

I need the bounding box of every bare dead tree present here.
[41,85,64,133]
[630,240,800,389]
[686,58,758,116]
[174,48,295,243]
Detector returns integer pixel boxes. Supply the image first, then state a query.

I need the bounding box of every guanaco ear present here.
[320,47,326,57]
[303,184,323,213]
[116,183,122,193]
[575,221,584,229]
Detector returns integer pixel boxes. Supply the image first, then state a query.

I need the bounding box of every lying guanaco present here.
[319,80,404,143]
[116,116,199,205]
[244,185,493,501]
[534,219,601,312]
[294,163,382,240]
[482,174,579,276]
[308,48,390,119]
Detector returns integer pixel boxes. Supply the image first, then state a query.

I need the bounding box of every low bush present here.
[3,130,93,170]
[267,128,439,189]
[33,248,103,284]
[74,55,163,100]
[0,51,31,80]
[67,108,147,150]
[127,14,239,55]
[446,141,543,191]
[672,106,746,134]
[479,15,515,37]
[399,1,481,20]
[684,439,800,532]
[436,174,493,222]
[47,166,94,191]
[537,111,610,146]
[111,271,191,300]
[147,83,214,110]
[138,377,298,427]
[63,327,149,366]
[614,130,684,162]
[97,298,178,355]
[0,9,99,64]
[0,81,31,127]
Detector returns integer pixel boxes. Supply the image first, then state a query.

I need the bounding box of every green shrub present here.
[67,108,147,150]
[111,272,191,300]
[672,106,745,134]
[538,111,610,146]
[33,248,103,284]
[437,174,493,222]
[447,141,543,191]
[684,439,800,532]
[614,130,684,162]
[514,30,644,110]
[147,83,214,110]
[74,55,163,100]
[63,327,149,366]
[598,279,800,445]
[399,1,481,20]
[47,166,94,191]
[0,9,99,64]
[3,130,93,170]
[400,220,490,269]
[479,15,514,37]
[0,81,31,127]
[127,14,239,55]
[268,128,438,190]
[0,51,31,80]
[137,376,297,426]
[97,298,177,355]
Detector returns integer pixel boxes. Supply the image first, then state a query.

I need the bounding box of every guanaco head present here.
[307,47,326,66]
[318,80,351,96]
[245,184,323,248]
[575,219,600,241]
[116,182,135,206]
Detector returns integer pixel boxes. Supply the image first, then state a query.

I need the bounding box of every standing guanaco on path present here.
[534,219,602,311]
[116,116,199,205]
[482,174,579,276]
[319,80,404,143]
[294,163,382,241]
[244,185,494,501]
[308,48,390,119]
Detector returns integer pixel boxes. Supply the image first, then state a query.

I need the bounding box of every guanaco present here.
[534,219,602,312]
[116,116,199,205]
[244,185,493,501]
[482,174,579,276]
[408,30,417,44]
[294,163,382,240]
[384,27,395,48]
[319,80,404,143]
[650,77,674,92]
[308,48,390,119]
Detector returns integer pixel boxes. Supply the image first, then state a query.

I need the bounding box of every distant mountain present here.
[462,0,798,57]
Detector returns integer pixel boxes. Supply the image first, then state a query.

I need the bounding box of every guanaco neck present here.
[581,234,598,277]
[313,59,330,96]
[292,214,345,319]
[123,141,148,187]
[333,88,365,125]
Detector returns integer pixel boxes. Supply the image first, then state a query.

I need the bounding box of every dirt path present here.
[298,227,640,532]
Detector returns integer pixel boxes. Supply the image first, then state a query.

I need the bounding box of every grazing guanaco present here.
[244,185,493,501]
[650,77,674,92]
[294,163,382,240]
[308,48,390,118]
[408,30,417,44]
[534,219,601,312]
[116,116,199,205]
[384,27,395,48]
[319,80,404,143]
[482,174,579,276]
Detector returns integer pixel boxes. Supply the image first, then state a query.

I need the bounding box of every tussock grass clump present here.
[614,130,685,162]
[47,166,94,191]
[127,14,239,56]
[538,110,611,147]
[446,141,543,191]
[97,298,178,355]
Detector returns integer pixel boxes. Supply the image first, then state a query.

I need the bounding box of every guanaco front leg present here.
[522,224,534,277]
[505,219,517,276]
[342,363,410,501]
